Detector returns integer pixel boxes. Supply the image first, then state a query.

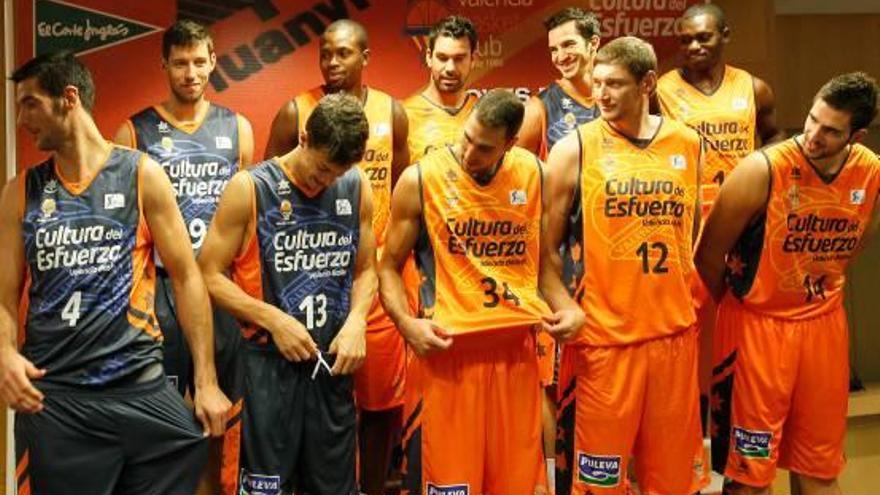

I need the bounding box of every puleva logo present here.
[239,469,281,495]
[35,0,161,56]
[426,482,469,495]
[578,453,621,487]
[733,426,772,459]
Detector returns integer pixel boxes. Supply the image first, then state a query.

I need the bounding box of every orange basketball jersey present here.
[726,139,880,319]
[404,92,477,163]
[658,66,756,206]
[571,119,701,346]
[415,146,549,336]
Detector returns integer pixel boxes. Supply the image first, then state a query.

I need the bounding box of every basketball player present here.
[695,72,880,495]
[2,51,230,495]
[405,15,479,163]
[518,8,603,475]
[380,89,551,494]
[114,19,254,397]
[198,94,375,494]
[263,20,409,492]
[542,37,707,495]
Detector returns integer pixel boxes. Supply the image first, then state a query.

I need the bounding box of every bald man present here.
[264,19,409,495]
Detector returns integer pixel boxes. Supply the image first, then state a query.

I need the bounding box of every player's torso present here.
[572,119,701,346]
[728,139,880,319]
[130,104,240,251]
[21,147,161,386]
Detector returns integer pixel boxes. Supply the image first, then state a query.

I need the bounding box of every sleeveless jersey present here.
[21,147,162,387]
[404,92,478,163]
[415,146,549,336]
[231,160,361,350]
[294,86,394,246]
[570,119,701,346]
[537,81,600,159]
[129,104,240,252]
[726,139,880,320]
[657,65,756,206]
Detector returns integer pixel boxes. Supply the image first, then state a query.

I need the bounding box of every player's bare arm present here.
[519,96,546,155]
[539,132,586,342]
[330,169,376,375]
[390,99,410,186]
[378,165,452,356]
[264,100,300,159]
[694,152,771,301]
[237,114,256,167]
[140,157,231,436]
[198,170,318,362]
[754,76,785,146]
[0,178,46,413]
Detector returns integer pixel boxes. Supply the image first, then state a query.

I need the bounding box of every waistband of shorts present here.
[719,293,846,323]
[37,375,168,398]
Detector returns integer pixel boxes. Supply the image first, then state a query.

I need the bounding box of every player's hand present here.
[542,308,585,342]
[400,318,453,356]
[193,382,232,437]
[0,345,46,413]
[265,308,318,362]
[328,318,366,375]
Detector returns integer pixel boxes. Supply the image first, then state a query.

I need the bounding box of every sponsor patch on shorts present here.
[577,453,621,487]
[426,482,469,495]
[733,426,772,459]
[239,469,281,495]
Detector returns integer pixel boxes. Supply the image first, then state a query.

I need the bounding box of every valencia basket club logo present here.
[404,0,453,55]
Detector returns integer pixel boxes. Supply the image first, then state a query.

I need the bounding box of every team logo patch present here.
[669,154,687,170]
[277,179,291,195]
[374,122,391,136]
[157,121,170,134]
[850,189,866,205]
[239,469,281,495]
[733,426,772,459]
[40,198,56,219]
[786,185,800,210]
[426,482,469,495]
[563,112,577,129]
[161,136,174,151]
[104,193,125,210]
[215,136,233,149]
[336,198,352,216]
[509,189,527,205]
[732,97,749,110]
[577,453,621,487]
[279,200,293,221]
[43,179,58,194]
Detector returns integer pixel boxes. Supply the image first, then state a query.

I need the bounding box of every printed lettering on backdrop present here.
[15,0,699,167]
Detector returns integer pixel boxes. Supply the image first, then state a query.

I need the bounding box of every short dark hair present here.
[681,3,727,31]
[324,19,369,51]
[816,72,879,132]
[11,51,96,113]
[428,15,477,53]
[306,93,369,166]
[595,36,657,82]
[474,89,524,140]
[162,20,214,60]
[544,7,600,40]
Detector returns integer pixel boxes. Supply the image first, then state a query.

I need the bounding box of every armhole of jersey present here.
[236,114,245,167]
[758,149,773,216]
[136,153,153,245]
[571,128,584,212]
[16,172,27,223]
[126,119,138,149]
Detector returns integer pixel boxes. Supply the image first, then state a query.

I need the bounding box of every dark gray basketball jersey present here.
[233,160,362,350]
[129,104,239,252]
[21,147,162,387]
